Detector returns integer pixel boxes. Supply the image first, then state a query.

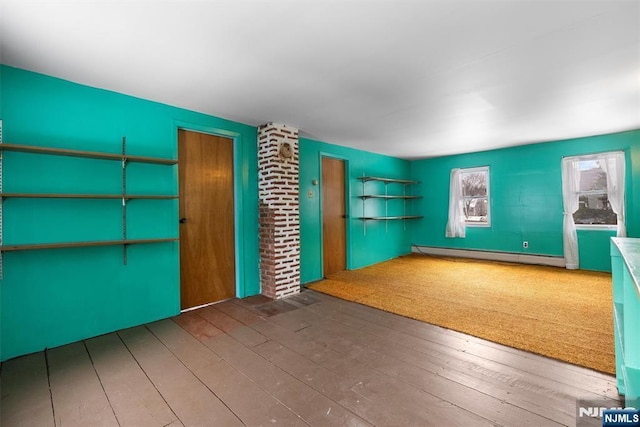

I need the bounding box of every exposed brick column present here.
[258,123,300,299]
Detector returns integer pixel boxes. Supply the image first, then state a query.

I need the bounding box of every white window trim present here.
[575,224,617,231]
[460,166,490,228]
[568,151,624,231]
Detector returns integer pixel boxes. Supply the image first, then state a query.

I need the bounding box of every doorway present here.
[321,157,347,276]
[178,129,236,309]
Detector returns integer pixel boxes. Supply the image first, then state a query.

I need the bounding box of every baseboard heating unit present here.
[411,245,565,268]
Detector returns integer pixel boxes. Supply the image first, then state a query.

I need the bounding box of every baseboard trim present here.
[411,245,566,268]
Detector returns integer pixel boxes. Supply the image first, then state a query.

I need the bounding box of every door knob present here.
[179,217,188,224]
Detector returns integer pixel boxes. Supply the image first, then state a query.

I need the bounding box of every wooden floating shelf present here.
[0,193,178,200]
[0,238,179,252]
[357,176,420,184]
[123,195,179,200]
[358,175,423,233]
[359,215,424,221]
[0,143,177,165]
[359,195,423,200]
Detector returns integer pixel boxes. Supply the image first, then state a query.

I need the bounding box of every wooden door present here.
[322,157,347,276]
[178,129,235,309]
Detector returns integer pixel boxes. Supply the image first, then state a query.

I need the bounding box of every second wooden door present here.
[322,157,347,276]
[178,129,235,309]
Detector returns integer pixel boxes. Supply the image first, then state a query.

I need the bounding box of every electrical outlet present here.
[523,241,529,249]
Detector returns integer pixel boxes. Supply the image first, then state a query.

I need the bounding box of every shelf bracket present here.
[385,181,389,233]
[0,120,3,279]
[362,172,366,236]
[122,136,128,265]
[403,185,407,231]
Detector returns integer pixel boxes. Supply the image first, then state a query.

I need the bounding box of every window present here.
[573,159,616,226]
[460,167,489,225]
[561,151,625,269]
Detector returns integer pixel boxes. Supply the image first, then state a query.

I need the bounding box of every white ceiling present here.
[1,0,639,159]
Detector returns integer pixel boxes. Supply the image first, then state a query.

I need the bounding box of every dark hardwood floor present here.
[1,290,620,426]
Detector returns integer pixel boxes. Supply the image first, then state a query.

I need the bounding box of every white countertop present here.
[612,237,640,295]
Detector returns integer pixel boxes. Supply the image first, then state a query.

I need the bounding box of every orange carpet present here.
[308,254,615,374]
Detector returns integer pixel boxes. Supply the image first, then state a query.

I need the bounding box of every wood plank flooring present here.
[1,290,621,426]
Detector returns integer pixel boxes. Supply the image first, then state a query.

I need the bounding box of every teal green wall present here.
[410,130,640,271]
[0,66,260,361]
[3,64,637,361]
[299,138,414,283]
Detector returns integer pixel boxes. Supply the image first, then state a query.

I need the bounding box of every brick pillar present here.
[258,123,300,299]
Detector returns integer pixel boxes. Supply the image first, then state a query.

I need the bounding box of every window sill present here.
[465,223,491,228]
[575,224,617,231]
